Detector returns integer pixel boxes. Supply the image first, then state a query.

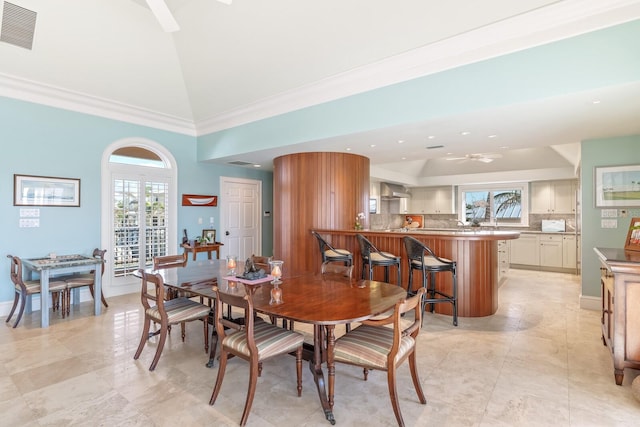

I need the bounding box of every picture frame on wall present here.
[14,174,80,207]
[594,164,640,207]
[624,218,640,252]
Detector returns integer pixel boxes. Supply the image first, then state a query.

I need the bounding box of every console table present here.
[594,247,640,385]
[181,243,223,261]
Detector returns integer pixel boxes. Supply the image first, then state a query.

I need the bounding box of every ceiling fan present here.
[445,153,503,163]
[146,0,232,33]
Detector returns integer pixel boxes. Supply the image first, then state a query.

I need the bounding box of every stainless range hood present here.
[380,182,410,199]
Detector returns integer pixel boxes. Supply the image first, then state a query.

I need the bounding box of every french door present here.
[108,166,175,290]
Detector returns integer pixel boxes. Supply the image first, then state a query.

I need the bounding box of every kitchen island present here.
[313,228,520,317]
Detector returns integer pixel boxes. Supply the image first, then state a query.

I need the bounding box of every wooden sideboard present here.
[594,247,640,385]
[314,229,520,318]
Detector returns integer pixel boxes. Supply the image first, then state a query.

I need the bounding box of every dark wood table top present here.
[146,259,406,325]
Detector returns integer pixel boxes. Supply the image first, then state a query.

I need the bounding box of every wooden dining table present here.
[146,259,406,425]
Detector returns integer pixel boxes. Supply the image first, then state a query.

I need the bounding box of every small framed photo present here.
[14,174,80,207]
[202,229,216,243]
[369,198,377,214]
[625,218,640,252]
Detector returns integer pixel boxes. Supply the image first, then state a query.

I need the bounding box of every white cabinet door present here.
[423,186,454,214]
[553,180,576,214]
[562,234,577,269]
[409,186,453,214]
[530,182,552,214]
[408,187,428,213]
[510,234,540,265]
[530,180,577,214]
[540,234,563,268]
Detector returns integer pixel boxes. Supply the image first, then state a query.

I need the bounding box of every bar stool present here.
[403,236,458,326]
[311,230,353,266]
[356,234,401,285]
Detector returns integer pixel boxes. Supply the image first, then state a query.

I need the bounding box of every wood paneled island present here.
[313,228,520,318]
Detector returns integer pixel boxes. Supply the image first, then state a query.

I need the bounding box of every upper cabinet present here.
[530,180,577,214]
[410,186,454,214]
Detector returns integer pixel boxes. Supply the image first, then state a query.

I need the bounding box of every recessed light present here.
[253,164,261,168]
[427,135,435,139]
[592,100,601,104]
[461,131,470,136]
[401,157,407,160]
[370,144,376,148]
[398,140,404,144]
[346,148,352,151]
[488,134,497,138]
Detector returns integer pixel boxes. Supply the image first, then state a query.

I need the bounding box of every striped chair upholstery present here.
[332,288,426,427]
[133,270,211,371]
[210,284,304,427]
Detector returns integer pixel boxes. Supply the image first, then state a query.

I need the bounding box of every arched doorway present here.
[101,139,178,297]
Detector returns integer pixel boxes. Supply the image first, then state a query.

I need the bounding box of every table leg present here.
[93,262,103,316]
[41,270,50,328]
[207,251,212,260]
[192,251,197,261]
[310,324,336,425]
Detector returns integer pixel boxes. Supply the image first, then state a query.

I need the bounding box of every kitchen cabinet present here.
[562,234,577,270]
[509,232,579,273]
[530,180,577,214]
[498,240,509,285]
[594,247,640,385]
[410,186,454,214]
[539,234,563,268]
[509,234,540,266]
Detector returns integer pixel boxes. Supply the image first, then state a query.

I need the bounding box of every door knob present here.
[225,231,230,236]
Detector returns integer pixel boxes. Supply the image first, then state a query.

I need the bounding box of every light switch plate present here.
[601,219,617,228]
[601,209,618,218]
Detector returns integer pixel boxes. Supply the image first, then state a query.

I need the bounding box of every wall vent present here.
[1,2,37,50]
[227,160,254,166]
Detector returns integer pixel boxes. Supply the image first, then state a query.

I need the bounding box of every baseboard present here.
[580,294,600,311]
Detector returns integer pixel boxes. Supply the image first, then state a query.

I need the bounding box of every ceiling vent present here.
[1,2,37,50]
[227,160,254,166]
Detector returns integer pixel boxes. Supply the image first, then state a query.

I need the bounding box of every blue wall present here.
[0,97,273,305]
[581,135,640,299]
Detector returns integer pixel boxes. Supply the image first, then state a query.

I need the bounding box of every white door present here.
[220,177,262,261]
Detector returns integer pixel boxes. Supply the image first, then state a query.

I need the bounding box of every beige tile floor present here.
[2,269,640,426]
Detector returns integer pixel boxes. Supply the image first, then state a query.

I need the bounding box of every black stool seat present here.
[356,234,401,285]
[312,230,353,265]
[403,236,458,326]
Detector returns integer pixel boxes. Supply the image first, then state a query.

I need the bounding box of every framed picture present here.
[182,194,217,206]
[625,218,640,252]
[202,229,216,243]
[14,174,80,207]
[595,164,640,207]
[369,198,377,214]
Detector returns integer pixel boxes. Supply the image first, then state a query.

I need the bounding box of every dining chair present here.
[133,269,211,371]
[63,248,108,315]
[6,255,68,327]
[403,235,458,326]
[332,287,427,427]
[320,261,354,281]
[356,233,402,285]
[209,284,304,427]
[153,252,189,300]
[312,230,353,266]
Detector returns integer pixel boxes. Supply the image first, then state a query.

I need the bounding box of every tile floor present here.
[2,269,640,426]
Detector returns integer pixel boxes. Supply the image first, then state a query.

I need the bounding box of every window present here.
[458,183,528,227]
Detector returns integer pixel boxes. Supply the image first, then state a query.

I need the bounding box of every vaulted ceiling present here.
[1,0,640,185]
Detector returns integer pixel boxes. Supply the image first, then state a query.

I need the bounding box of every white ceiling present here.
[1,0,640,185]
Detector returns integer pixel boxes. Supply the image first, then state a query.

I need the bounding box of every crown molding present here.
[0,72,197,136]
[196,0,640,135]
